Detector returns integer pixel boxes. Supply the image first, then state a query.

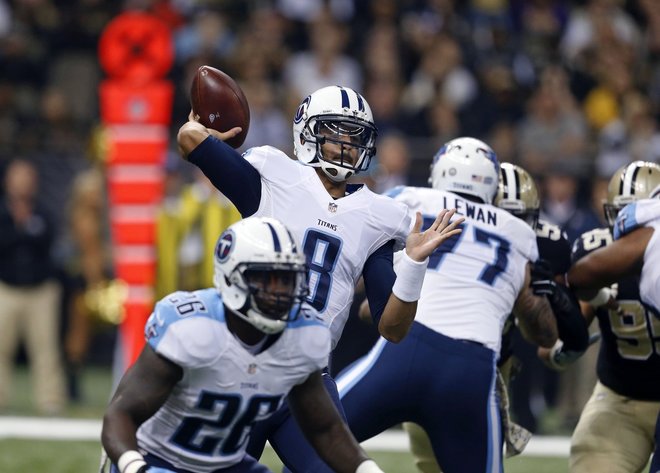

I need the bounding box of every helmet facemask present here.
[303,114,377,182]
[225,262,308,334]
[243,265,308,321]
[293,86,378,182]
[603,199,632,230]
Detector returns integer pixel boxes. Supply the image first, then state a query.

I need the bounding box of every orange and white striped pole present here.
[98,12,173,372]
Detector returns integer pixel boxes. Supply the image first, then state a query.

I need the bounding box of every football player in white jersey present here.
[336,138,558,473]
[399,162,588,473]
[101,217,388,473]
[177,86,463,472]
[568,161,660,473]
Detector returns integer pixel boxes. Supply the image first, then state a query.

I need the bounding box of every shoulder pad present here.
[369,189,413,245]
[388,186,424,209]
[145,290,225,367]
[241,145,300,177]
[383,185,407,199]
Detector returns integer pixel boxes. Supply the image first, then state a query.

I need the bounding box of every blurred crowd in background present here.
[0,0,659,433]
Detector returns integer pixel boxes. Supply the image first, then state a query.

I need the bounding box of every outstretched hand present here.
[405,209,464,262]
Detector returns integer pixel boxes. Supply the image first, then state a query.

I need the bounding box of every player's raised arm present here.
[288,370,384,473]
[377,209,464,343]
[177,111,261,217]
[177,113,243,158]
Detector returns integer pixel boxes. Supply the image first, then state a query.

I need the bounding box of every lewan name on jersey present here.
[442,194,498,226]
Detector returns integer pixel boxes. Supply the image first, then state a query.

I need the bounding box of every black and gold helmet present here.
[495,163,540,229]
[604,161,660,229]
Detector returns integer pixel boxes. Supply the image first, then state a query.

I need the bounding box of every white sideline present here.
[0,416,571,457]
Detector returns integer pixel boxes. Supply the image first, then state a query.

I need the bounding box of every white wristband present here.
[391,250,429,302]
[356,459,385,473]
[547,339,566,371]
[118,450,147,473]
[586,287,612,307]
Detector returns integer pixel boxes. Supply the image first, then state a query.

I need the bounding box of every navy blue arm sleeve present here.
[187,136,262,217]
[362,240,396,324]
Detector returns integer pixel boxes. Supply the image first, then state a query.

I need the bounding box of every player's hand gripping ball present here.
[190,65,250,148]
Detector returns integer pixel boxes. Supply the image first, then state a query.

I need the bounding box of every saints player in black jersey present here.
[400,163,588,473]
[567,161,660,473]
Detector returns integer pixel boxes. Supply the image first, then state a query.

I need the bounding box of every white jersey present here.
[244,146,413,347]
[614,199,660,315]
[137,289,330,473]
[391,187,538,354]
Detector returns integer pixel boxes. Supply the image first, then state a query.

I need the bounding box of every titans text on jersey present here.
[243,145,412,347]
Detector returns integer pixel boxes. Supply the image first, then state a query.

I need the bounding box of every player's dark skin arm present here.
[568,227,653,299]
[513,263,558,348]
[288,371,371,473]
[101,345,183,466]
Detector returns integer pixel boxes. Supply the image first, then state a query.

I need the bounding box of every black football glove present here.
[531,277,589,353]
[530,259,554,282]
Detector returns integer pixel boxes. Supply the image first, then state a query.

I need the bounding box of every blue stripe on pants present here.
[337,322,502,473]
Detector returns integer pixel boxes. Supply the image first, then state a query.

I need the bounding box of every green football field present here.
[0,439,569,473]
[0,366,573,472]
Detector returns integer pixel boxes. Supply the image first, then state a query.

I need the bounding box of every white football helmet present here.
[429,137,500,204]
[495,163,540,229]
[604,161,660,229]
[213,217,308,334]
[293,85,378,182]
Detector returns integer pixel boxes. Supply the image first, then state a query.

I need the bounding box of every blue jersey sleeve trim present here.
[288,306,327,329]
[383,185,406,199]
[145,289,224,350]
[345,183,365,195]
[614,203,639,240]
[362,241,396,323]
[187,136,262,216]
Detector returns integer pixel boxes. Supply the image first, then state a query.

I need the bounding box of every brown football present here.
[190,65,250,148]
